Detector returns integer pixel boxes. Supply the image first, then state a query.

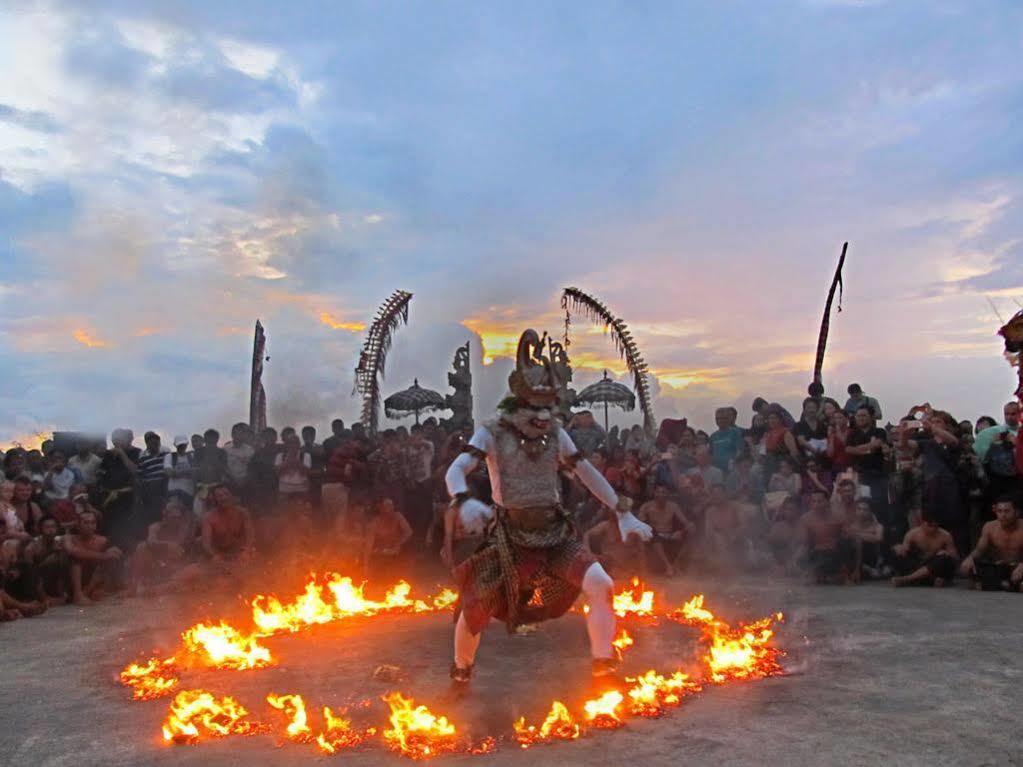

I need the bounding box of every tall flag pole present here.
[811,242,848,397]
[250,320,268,433]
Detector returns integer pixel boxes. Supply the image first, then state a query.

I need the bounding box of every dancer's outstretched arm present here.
[558,430,652,542]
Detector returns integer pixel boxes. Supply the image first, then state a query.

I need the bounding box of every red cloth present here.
[655,418,688,449]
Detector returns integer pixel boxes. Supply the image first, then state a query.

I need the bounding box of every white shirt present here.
[44,467,77,500]
[275,451,312,494]
[224,442,255,483]
[164,451,196,495]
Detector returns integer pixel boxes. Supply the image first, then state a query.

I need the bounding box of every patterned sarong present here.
[454,505,595,634]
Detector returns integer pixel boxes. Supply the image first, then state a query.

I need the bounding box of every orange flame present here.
[382,692,458,760]
[267,693,312,740]
[162,690,257,744]
[612,577,656,618]
[119,656,179,700]
[582,690,625,729]
[625,670,701,717]
[181,622,273,670]
[315,706,372,754]
[431,588,459,611]
[612,628,634,654]
[670,595,785,682]
[512,701,581,748]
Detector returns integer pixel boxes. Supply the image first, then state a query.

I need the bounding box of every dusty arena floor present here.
[2,574,1021,767]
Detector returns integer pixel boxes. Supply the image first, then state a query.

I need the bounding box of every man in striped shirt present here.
[137,432,170,535]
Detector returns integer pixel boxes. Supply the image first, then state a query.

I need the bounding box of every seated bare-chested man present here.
[362,496,413,579]
[702,484,747,573]
[584,507,645,579]
[960,496,1023,591]
[63,510,123,604]
[766,495,802,575]
[799,489,856,584]
[638,482,694,576]
[131,499,200,596]
[201,485,256,577]
[891,511,958,587]
[24,515,70,605]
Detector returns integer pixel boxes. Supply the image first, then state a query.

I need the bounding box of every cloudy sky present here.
[2,0,1021,446]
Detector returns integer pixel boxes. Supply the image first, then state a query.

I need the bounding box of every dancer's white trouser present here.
[454,562,615,668]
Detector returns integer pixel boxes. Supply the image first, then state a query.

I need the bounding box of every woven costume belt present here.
[500,504,563,532]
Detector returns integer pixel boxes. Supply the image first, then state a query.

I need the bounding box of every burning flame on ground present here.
[625,670,701,717]
[613,577,656,618]
[251,576,451,635]
[267,694,312,740]
[119,656,179,700]
[513,701,581,748]
[383,692,459,760]
[121,576,459,696]
[130,575,784,758]
[582,690,625,729]
[162,690,259,743]
[316,706,373,754]
[181,622,273,670]
[612,628,634,654]
[670,595,785,682]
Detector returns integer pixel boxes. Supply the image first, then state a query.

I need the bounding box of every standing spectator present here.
[369,431,410,515]
[164,435,196,506]
[792,398,829,465]
[709,407,745,472]
[975,416,997,436]
[752,397,796,429]
[193,428,227,515]
[4,449,28,481]
[763,410,800,476]
[322,419,350,464]
[568,411,606,456]
[300,426,325,506]
[98,429,140,550]
[68,441,102,488]
[845,407,891,538]
[827,409,853,473]
[224,423,255,499]
[974,401,1021,506]
[897,410,966,550]
[275,432,312,501]
[43,450,79,504]
[404,425,435,540]
[249,427,281,512]
[137,432,170,532]
[190,434,205,452]
[843,383,883,421]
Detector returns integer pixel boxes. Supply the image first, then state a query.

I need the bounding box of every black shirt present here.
[792,418,828,442]
[100,446,141,490]
[846,427,888,474]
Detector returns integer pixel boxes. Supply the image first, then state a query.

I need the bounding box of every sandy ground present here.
[1,574,1021,767]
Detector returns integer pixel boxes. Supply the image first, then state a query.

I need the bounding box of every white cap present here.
[173,435,189,446]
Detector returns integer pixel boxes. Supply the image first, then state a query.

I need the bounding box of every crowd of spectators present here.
[2,381,1022,623]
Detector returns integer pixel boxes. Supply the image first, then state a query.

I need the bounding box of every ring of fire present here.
[118,574,785,759]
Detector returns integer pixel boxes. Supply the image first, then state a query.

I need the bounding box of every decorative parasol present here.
[574,370,636,431]
[384,379,447,425]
